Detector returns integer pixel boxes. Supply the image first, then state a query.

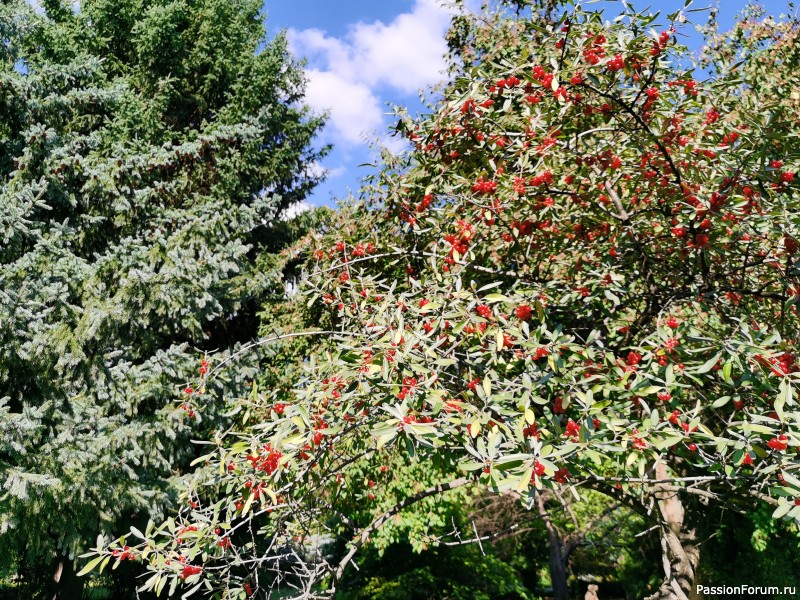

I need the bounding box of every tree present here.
[0,0,324,596]
[88,1,800,599]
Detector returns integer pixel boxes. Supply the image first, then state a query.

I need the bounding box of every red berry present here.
[564,419,581,439]
[181,565,202,580]
[475,304,492,318]
[768,435,789,451]
[515,304,532,320]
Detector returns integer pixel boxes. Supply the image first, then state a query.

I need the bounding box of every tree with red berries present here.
[87,1,800,598]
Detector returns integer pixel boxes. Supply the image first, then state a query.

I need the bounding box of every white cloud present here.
[305,161,326,180]
[303,69,383,144]
[305,161,347,180]
[378,134,411,156]
[281,201,312,221]
[347,1,453,94]
[289,0,458,147]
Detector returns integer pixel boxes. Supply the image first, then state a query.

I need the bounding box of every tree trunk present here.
[537,493,570,600]
[644,526,700,600]
[47,553,84,600]
[645,463,700,600]
[548,550,570,600]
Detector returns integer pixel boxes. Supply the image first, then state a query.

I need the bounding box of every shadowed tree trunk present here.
[536,493,581,600]
[47,553,84,600]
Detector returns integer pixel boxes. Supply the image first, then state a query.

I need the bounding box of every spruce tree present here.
[0,0,325,595]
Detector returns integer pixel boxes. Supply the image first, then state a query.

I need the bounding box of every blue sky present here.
[265,0,794,210]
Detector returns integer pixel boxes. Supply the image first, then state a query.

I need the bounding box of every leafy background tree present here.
[0,0,324,596]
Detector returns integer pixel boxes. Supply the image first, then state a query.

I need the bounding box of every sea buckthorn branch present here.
[580,82,684,186]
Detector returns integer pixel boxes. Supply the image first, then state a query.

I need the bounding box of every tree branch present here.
[581,82,682,185]
[332,477,470,585]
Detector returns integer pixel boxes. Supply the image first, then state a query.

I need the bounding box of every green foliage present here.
[700,504,800,589]
[256,207,338,396]
[337,542,533,600]
[0,0,324,593]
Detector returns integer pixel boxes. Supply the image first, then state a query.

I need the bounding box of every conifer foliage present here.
[0,0,324,595]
